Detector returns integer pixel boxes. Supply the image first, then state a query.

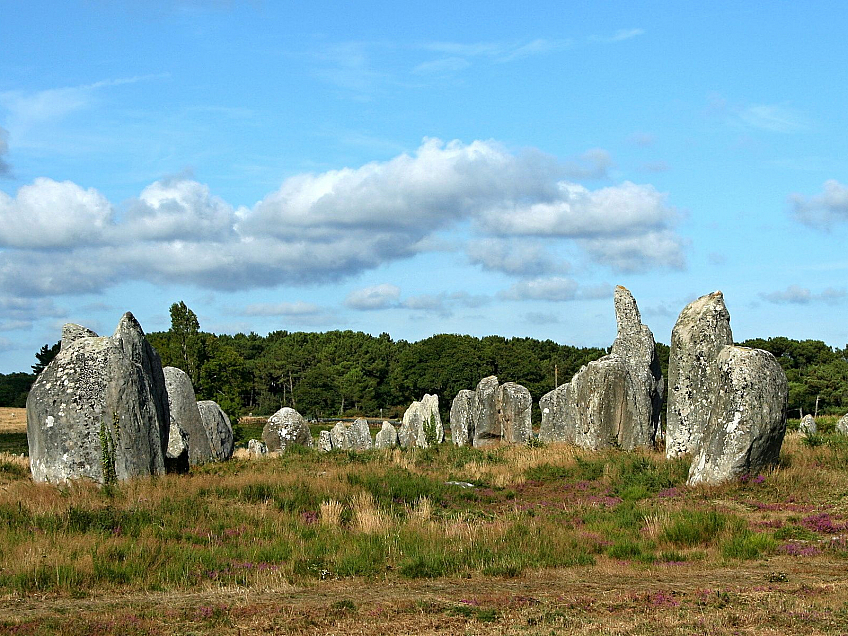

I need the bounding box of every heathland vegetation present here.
[2,302,847,426]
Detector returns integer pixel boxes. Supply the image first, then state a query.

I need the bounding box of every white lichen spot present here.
[45,415,55,428]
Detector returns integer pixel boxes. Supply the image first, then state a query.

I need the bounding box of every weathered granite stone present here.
[164,367,213,466]
[329,419,373,451]
[60,324,98,350]
[450,389,475,446]
[799,414,817,436]
[688,346,788,485]
[262,407,312,452]
[197,400,234,461]
[374,421,399,448]
[247,438,267,457]
[497,382,533,444]
[666,292,733,458]
[545,287,662,451]
[837,413,848,436]
[539,382,577,444]
[472,376,501,448]
[165,421,189,473]
[399,394,443,448]
[318,430,333,452]
[26,313,168,484]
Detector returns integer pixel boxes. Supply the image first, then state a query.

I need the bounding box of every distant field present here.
[0,407,26,433]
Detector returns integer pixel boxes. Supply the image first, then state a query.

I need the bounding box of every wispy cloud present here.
[760,285,846,305]
[590,28,645,43]
[241,301,324,317]
[738,104,809,133]
[791,179,848,228]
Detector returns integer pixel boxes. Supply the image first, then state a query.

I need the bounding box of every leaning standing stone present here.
[263,407,313,452]
[197,400,234,461]
[164,367,214,466]
[688,346,788,486]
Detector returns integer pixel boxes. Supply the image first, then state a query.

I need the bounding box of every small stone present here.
[799,414,817,436]
[837,413,848,436]
[164,367,213,466]
[450,389,475,446]
[262,407,312,452]
[247,438,267,458]
[374,421,399,448]
[472,376,500,448]
[197,400,234,461]
[318,430,333,452]
[399,394,443,448]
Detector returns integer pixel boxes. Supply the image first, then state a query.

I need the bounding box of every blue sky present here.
[2,1,848,373]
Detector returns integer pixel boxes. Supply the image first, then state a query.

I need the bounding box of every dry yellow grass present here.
[0,407,26,433]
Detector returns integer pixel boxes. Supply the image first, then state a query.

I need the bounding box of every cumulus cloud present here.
[0,178,113,248]
[791,180,848,229]
[466,238,568,276]
[760,285,846,305]
[344,284,401,310]
[0,138,687,297]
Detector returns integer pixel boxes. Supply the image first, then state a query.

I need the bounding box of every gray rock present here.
[60,323,98,350]
[164,367,213,466]
[799,414,817,436]
[688,346,788,485]
[26,313,168,484]
[666,291,733,458]
[498,382,533,444]
[165,421,189,473]
[400,394,443,448]
[247,438,267,457]
[262,407,312,452]
[472,376,501,448]
[318,430,333,452]
[544,287,662,451]
[837,413,848,436]
[374,421,399,448]
[329,419,373,450]
[538,382,577,444]
[450,390,475,446]
[197,400,234,461]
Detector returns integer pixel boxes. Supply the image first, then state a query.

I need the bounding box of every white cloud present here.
[0,138,687,297]
[467,238,569,276]
[499,277,579,302]
[590,28,645,43]
[791,180,848,228]
[344,284,401,310]
[760,285,846,305]
[0,178,114,248]
[401,291,491,317]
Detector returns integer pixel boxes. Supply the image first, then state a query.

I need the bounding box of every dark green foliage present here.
[32,341,60,375]
[0,372,33,407]
[0,432,28,455]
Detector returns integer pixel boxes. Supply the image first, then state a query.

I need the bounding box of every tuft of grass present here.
[722,531,777,560]
[320,499,344,527]
[661,510,728,547]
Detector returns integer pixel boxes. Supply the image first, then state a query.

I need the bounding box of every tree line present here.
[2,302,847,422]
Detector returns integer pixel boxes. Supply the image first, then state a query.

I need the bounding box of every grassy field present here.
[1,415,847,633]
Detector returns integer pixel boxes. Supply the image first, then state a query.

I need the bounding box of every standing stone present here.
[197,400,234,461]
[688,346,788,485]
[318,430,333,452]
[26,313,168,484]
[539,383,577,444]
[374,421,400,448]
[498,382,533,444]
[247,438,267,458]
[666,292,733,458]
[450,389,475,446]
[799,414,817,436]
[61,324,98,350]
[329,419,373,451]
[546,287,662,451]
[837,413,848,436]
[262,407,312,452]
[165,421,189,473]
[399,394,443,448]
[472,376,501,448]
[164,367,213,466]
